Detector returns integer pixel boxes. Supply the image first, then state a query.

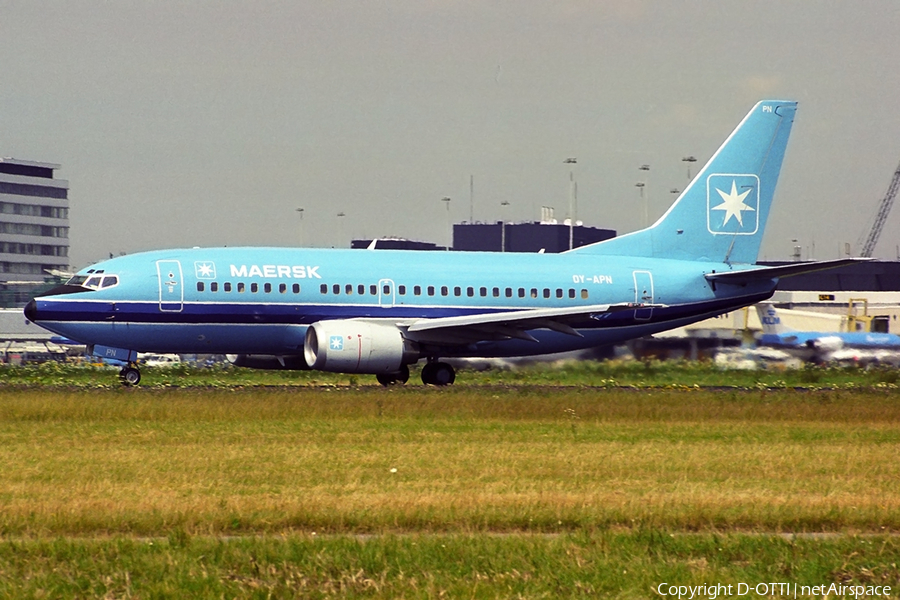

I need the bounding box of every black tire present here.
[120,367,141,386]
[432,362,455,385]
[377,364,410,387]
[422,362,455,386]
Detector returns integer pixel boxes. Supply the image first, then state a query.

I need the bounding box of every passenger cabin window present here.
[568,288,575,299]
[480,287,487,297]
[279,283,286,293]
[427,286,435,296]
[333,284,340,295]
[370,284,377,295]
[581,289,589,299]
[292,283,300,294]
[251,283,259,293]
[414,285,421,296]
[398,285,406,295]
[320,284,327,294]
[264,283,271,293]
[518,288,525,298]
[197,282,204,292]
[358,284,365,295]
[237,283,246,293]
[556,288,563,298]
[224,283,232,292]
[345,284,353,295]
[441,286,448,297]
[211,282,218,292]
[543,288,550,299]
[453,286,461,297]
[467,287,474,297]
[493,287,500,298]
[505,288,512,298]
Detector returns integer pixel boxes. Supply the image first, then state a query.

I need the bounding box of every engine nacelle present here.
[304,320,418,374]
[807,336,844,353]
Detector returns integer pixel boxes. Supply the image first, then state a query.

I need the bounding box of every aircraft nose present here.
[24,299,38,322]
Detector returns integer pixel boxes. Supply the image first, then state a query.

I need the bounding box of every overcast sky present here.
[3,1,900,268]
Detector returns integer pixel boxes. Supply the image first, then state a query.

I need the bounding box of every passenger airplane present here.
[756,303,900,363]
[25,100,860,385]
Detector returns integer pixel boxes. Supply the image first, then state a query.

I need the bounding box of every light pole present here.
[564,158,577,250]
[295,207,304,247]
[441,197,451,250]
[336,212,346,248]
[638,164,650,227]
[635,182,646,227]
[500,200,510,252]
[682,156,697,181]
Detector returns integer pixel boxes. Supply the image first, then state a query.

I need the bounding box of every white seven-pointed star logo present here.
[711,180,755,226]
[329,336,344,351]
[194,261,216,279]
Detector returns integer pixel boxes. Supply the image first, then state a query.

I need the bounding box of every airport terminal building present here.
[0,158,69,307]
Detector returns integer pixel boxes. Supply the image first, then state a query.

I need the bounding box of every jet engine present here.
[304,320,418,374]
[806,336,844,353]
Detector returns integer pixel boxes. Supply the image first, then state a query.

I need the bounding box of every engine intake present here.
[304,320,418,374]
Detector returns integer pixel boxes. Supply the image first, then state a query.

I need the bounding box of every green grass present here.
[1,359,899,389]
[2,379,899,596]
[1,386,899,536]
[0,532,898,598]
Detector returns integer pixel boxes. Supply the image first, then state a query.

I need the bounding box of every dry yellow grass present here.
[0,386,898,535]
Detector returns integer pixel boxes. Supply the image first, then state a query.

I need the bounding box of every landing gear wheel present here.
[421,361,455,386]
[119,366,141,386]
[376,364,410,387]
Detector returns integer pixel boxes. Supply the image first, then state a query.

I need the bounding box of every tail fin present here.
[755,303,791,335]
[570,100,797,264]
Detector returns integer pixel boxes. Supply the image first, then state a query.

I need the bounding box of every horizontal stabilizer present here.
[705,258,870,285]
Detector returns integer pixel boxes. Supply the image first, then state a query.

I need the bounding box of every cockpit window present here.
[65,274,119,290]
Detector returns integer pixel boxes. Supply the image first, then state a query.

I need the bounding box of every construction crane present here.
[859,159,900,257]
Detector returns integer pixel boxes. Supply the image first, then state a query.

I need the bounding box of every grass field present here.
[1,368,899,596]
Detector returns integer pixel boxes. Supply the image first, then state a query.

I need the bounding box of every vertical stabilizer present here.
[756,303,791,335]
[570,100,797,263]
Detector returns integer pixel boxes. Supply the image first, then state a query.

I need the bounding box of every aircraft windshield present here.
[65,274,119,290]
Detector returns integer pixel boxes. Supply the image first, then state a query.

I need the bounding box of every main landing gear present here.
[374,361,457,386]
[119,364,141,386]
[376,364,410,387]
[420,360,455,386]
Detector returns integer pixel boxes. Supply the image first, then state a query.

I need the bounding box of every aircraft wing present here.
[404,302,659,344]
[704,258,870,285]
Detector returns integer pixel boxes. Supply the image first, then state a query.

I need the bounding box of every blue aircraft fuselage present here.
[26,247,775,357]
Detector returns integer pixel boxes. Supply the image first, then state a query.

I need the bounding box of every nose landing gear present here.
[119,364,141,386]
